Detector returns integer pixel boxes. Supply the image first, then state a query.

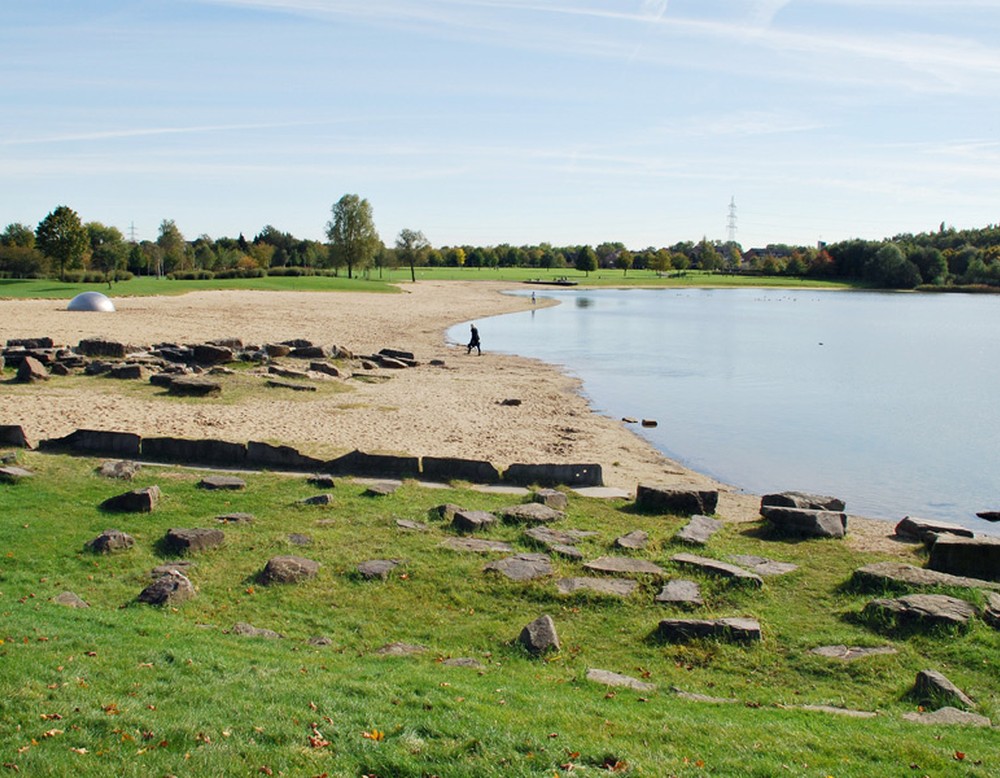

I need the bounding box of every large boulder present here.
[760,505,847,539]
[655,617,761,643]
[675,515,723,545]
[556,577,637,597]
[452,510,497,533]
[192,343,234,365]
[484,553,553,582]
[671,553,763,587]
[86,529,135,553]
[862,594,976,630]
[518,614,560,655]
[635,485,718,516]
[851,561,1000,592]
[895,516,975,544]
[100,485,161,513]
[0,465,33,484]
[583,556,665,577]
[15,355,49,383]
[499,502,564,524]
[165,376,222,397]
[261,555,319,584]
[760,491,845,512]
[927,535,1000,582]
[163,527,225,554]
[138,570,195,606]
[914,669,976,710]
[77,338,127,358]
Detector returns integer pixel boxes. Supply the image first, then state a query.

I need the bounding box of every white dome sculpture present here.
[67,291,116,312]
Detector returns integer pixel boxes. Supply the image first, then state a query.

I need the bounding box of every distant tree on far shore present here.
[396,228,430,283]
[575,245,598,276]
[326,194,380,279]
[36,205,88,281]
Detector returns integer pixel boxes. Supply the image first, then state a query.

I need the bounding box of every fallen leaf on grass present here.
[40,714,63,721]
[362,729,384,742]
[69,747,88,755]
[954,752,966,761]
[42,730,63,738]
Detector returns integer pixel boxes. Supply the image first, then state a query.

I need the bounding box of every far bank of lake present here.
[452,287,1000,534]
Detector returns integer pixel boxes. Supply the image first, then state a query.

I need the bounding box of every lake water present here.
[449,287,1000,534]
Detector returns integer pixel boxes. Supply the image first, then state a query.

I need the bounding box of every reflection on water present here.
[450,287,1000,533]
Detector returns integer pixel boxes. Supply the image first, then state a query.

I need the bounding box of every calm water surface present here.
[450,288,1000,533]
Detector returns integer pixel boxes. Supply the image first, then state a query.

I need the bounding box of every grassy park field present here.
[1,451,997,777]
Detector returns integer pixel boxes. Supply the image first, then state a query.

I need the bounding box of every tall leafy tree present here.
[157,219,189,274]
[396,228,430,282]
[575,245,598,276]
[36,205,88,280]
[1,223,36,248]
[86,222,128,282]
[326,194,380,279]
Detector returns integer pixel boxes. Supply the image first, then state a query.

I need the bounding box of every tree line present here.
[3,199,999,289]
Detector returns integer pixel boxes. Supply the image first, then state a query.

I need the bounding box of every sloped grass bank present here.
[1,453,997,776]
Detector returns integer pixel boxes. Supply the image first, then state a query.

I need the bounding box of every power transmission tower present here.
[726,197,738,244]
[128,222,137,244]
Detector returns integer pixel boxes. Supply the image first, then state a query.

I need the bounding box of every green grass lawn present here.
[0,268,861,300]
[1,452,996,776]
[0,273,396,300]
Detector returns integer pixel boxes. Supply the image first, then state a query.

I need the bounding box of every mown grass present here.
[0,274,395,300]
[0,268,861,300]
[1,452,997,776]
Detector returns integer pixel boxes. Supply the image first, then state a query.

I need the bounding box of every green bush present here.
[215,267,266,279]
[167,269,216,280]
[267,266,316,277]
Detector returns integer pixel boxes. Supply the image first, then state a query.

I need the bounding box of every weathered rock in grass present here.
[862,594,976,630]
[442,657,484,669]
[796,705,877,719]
[851,561,1000,592]
[357,559,402,580]
[300,493,335,506]
[518,614,559,655]
[809,645,897,661]
[216,512,254,524]
[268,364,310,381]
[895,516,975,543]
[86,529,135,553]
[97,460,141,480]
[364,481,398,497]
[914,669,976,710]
[655,618,761,643]
[164,527,225,554]
[307,635,333,646]
[78,337,127,358]
[556,577,637,597]
[728,554,798,576]
[309,361,342,378]
[151,560,195,577]
[376,642,427,656]
[307,474,336,488]
[230,622,283,639]
[526,526,597,545]
[16,355,49,383]
[760,506,847,539]
[441,537,515,554]
[288,533,312,546]
[586,668,656,693]
[266,378,317,392]
[53,591,89,608]
[106,364,147,380]
[985,592,1000,629]
[484,553,553,582]
[396,518,429,532]
[584,556,665,577]
[655,580,703,607]
[532,488,568,511]
[138,570,195,606]
[429,503,462,522]
[100,485,160,512]
[760,491,845,512]
[635,484,718,516]
[166,376,222,397]
[198,475,246,491]
[927,535,1000,582]
[452,509,497,533]
[675,515,723,545]
[615,530,649,550]
[671,687,739,704]
[193,343,234,365]
[261,555,319,584]
[498,502,564,524]
[670,553,763,587]
[0,465,34,483]
[0,424,30,448]
[902,707,992,727]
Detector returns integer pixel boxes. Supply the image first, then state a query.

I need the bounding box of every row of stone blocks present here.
[0,425,603,488]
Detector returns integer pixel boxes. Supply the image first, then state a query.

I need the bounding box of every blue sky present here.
[2,0,998,250]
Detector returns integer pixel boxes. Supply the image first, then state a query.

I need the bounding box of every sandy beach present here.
[1,280,903,553]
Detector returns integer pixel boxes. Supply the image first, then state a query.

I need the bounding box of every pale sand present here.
[1,281,905,554]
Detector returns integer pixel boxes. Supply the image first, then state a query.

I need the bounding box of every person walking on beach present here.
[467,324,481,355]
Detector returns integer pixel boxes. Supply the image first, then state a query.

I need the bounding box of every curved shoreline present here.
[0,280,904,553]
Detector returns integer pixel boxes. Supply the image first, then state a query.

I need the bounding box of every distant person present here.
[467,324,481,355]
[531,291,536,304]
